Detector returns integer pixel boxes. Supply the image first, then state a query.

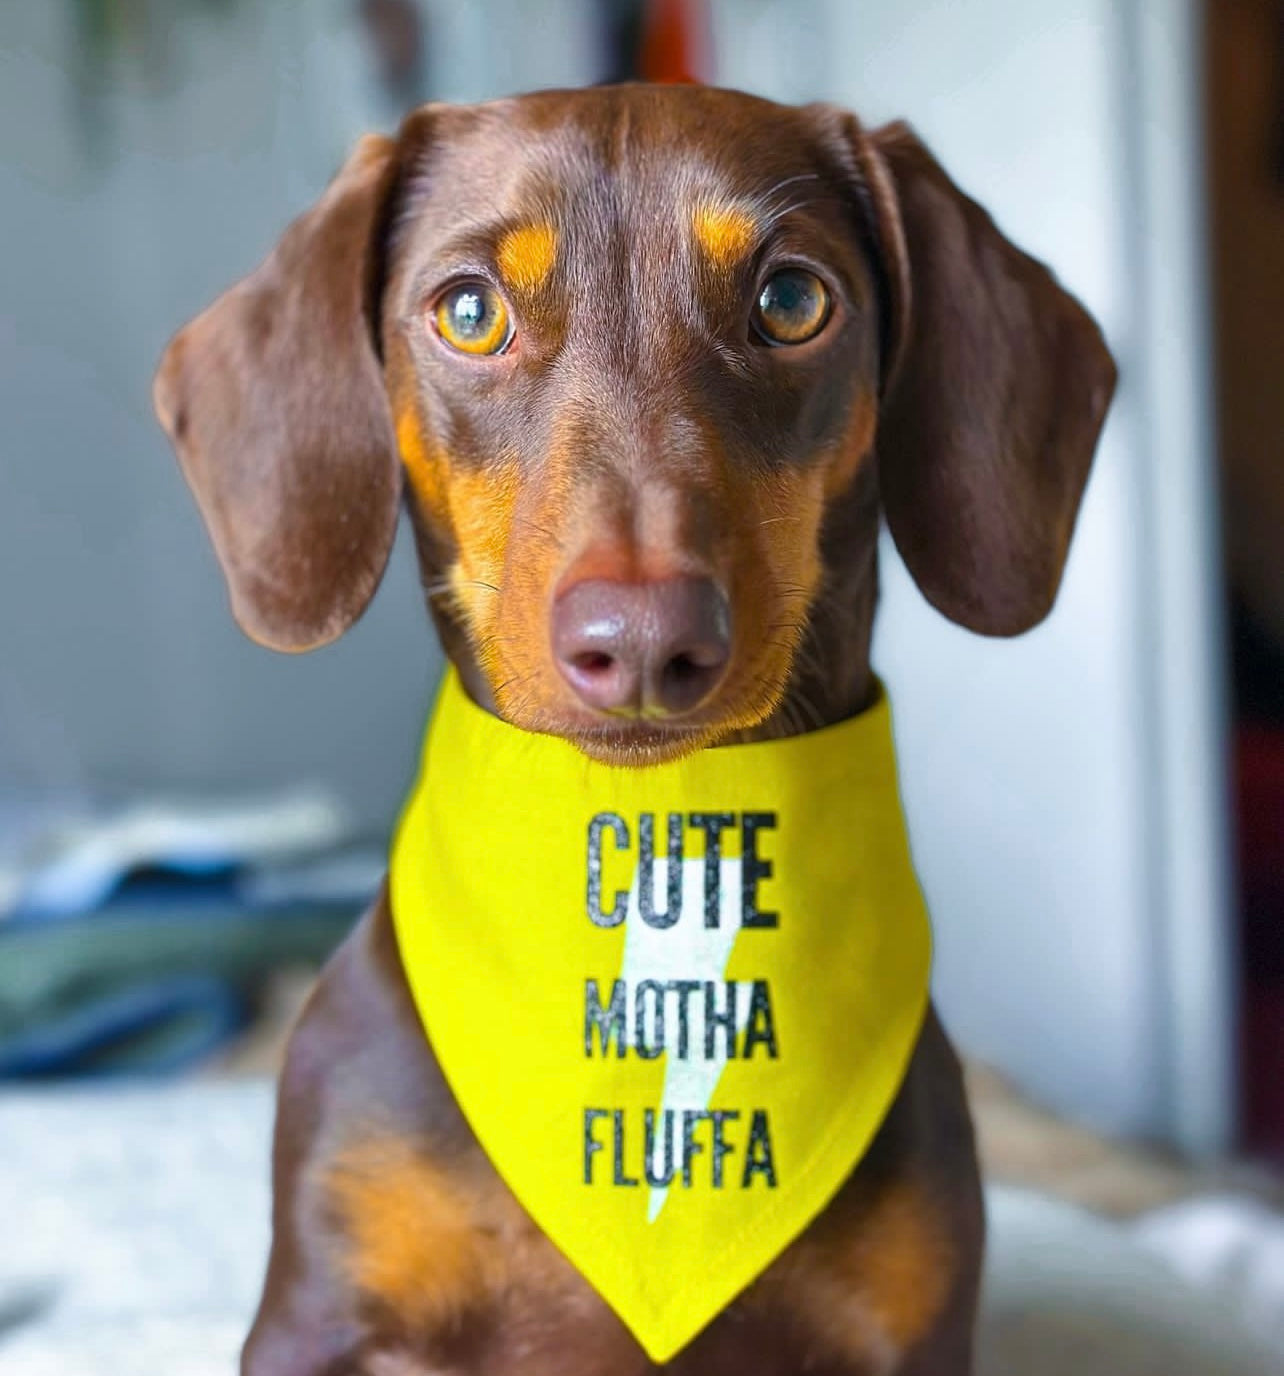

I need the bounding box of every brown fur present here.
[152,85,1115,1375]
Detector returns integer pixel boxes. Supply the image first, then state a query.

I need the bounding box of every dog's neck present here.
[422,466,882,747]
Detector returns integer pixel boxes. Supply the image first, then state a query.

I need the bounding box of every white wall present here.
[713,0,1230,1147]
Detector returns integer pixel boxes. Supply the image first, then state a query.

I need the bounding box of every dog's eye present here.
[433,283,513,356]
[752,269,831,346]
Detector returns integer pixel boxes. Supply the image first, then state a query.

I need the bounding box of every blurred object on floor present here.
[968,1061,1283,1220]
[0,789,379,1078]
[969,1061,1194,1217]
[0,786,351,920]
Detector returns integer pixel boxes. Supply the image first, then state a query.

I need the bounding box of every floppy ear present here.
[153,132,412,651]
[850,121,1117,636]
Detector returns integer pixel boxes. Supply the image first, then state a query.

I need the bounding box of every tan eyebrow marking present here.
[496,224,557,293]
[691,202,759,270]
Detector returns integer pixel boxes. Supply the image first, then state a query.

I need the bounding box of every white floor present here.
[0,1085,1278,1375]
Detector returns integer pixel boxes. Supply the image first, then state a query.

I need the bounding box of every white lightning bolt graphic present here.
[619,853,744,1222]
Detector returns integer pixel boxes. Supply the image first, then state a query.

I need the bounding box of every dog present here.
[154,84,1115,1376]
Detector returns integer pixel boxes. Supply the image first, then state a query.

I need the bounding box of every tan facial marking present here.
[397,410,446,512]
[728,463,826,717]
[823,393,879,500]
[396,407,519,637]
[691,203,758,272]
[444,462,520,640]
[325,1140,497,1329]
[496,223,557,294]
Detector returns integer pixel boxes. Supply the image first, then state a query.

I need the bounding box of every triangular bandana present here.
[390,671,931,1362]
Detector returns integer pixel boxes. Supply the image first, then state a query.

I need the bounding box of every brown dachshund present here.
[154,84,1115,1376]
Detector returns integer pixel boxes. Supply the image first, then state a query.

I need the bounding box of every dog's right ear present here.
[153,122,428,652]
[840,119,1117,637]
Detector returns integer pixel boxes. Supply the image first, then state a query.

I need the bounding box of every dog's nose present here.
[552,577,731,717]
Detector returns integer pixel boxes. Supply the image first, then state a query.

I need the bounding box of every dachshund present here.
[154,83,1116,1376]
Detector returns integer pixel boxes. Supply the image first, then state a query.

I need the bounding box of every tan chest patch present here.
[323,1137,647,1368]
[324,1139,498,1330]
[764,1179,955,1373]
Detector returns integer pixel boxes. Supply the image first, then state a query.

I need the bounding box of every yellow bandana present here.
[390,671,931,1362]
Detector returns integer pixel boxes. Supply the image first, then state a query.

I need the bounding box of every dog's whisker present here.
[421,577,501,604]
[492,674,530,703]
[756,185,842,230]
[757,199,811,230]
[753,172,823,219]
[510,516,565,551]
[762,171,821,197]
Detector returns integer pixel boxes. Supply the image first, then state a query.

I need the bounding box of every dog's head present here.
[154,86,1115,765]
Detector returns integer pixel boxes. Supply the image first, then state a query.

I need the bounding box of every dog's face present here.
[385,89,884,761]
[154,86,1115,765]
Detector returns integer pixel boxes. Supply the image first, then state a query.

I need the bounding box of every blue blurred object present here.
[0,973,248,1079]
[0,789,385,1078]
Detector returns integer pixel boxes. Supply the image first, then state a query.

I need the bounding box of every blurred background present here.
[1,0,1282,1344]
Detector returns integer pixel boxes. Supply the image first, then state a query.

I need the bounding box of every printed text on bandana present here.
[583,811,779,1220]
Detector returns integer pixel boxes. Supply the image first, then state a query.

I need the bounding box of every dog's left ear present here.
[153,128,425,652]
[835,117,1117,636]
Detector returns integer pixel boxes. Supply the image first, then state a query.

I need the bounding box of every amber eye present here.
[433,282,513,356]
[752,268,831,345]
